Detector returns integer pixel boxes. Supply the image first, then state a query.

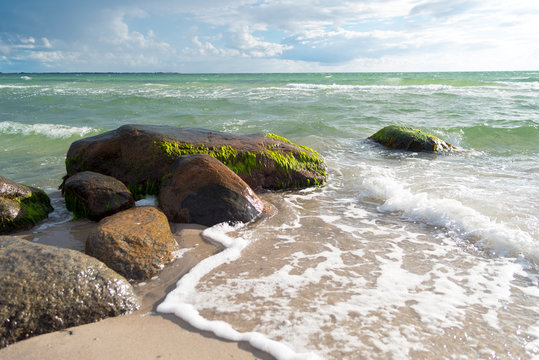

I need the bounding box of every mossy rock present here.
[0,176,53,234]
[368,125,456,152]
[65,125,327,197]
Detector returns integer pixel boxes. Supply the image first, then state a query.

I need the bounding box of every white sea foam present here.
[285,83,454,92]
[157,222,322,360]
[358,165,539,264]
[135,195,157,207]
[0,84,40,89]
[0,121,97,138]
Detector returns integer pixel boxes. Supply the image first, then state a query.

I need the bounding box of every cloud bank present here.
[1,0,538,72]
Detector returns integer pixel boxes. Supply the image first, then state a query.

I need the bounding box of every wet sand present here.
[0,219,274,360]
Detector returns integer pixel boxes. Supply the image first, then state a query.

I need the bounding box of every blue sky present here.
[1,0,538,72]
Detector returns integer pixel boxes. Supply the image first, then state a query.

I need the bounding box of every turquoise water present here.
[1,72,538,359]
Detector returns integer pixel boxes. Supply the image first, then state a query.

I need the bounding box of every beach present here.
[0,219,273,360]
[1,72,538,359]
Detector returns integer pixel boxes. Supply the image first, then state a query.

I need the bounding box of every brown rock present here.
[86,206,179,281]
[0,236,139,348]
[65,124,326,196]
[63,171,134,221]
[158,154,264,227]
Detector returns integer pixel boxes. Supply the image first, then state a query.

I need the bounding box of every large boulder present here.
[158,154,264,226]
[65,125,326,196]
[369,125,456,152]
[0,236,139,348]
[0,176,53,234]
[62,171,134,221]
[86,206,179,281]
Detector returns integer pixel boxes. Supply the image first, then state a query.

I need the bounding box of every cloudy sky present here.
[1,0,538,73]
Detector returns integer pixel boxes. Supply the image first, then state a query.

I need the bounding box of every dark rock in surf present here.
[0,176,53,234]
[369,125,456,152]
[158,154,264,227]
[62,171,134,221]
[64,124,326,196]
[86,206,179,281]
[0,236,139,348]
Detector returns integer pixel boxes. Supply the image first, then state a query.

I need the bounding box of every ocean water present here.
[1,72,538,359]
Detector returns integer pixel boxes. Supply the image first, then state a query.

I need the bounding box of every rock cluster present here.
[0,236,139,348]
[1,125,328,348]
[65,124,327,193]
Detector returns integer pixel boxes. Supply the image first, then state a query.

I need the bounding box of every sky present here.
[1,0,538,73]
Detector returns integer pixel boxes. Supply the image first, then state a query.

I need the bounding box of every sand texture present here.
[0,219,273,360]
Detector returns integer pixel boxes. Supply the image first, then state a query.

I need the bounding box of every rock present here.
[0,176,53,234]
[62,171,134,221]
[65,124,326,196]
[158,154,264,227]
[0,236,139,348]
[86,206,179,281]
[368,125,456,152]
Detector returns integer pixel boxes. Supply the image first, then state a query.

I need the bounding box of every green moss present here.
[154,134,326,190]
[1,188,53,232]
[64,191,90,220]
[154,141,263,177]
[266,133,293,144]
[263,134,326,188]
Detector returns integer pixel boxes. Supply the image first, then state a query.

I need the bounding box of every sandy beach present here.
[0,219,274,360]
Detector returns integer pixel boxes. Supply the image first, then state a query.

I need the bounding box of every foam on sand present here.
[157,222,322,360]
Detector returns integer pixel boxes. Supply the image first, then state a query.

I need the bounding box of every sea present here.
[1,72,538,359]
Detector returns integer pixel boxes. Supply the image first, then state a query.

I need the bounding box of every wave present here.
[285,83,454,92]
[359,166,539,265]
[0,121,99,139]
[449,124,539,153]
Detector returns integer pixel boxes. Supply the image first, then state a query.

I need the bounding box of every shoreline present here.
[0,216,274,360]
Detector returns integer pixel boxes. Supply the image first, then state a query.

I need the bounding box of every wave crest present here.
[0,121,98,139]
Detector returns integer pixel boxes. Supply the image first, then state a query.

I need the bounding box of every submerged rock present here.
[65,124,326,196]
[63,171,134,221]
[368,125,456,152]
[0,236,139,348]
[0,176,53,234]
[86,206,179,281]
[159,154,264,226]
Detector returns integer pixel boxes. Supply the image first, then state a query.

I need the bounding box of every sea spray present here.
[357,164,539,264]
[157,222,323,360]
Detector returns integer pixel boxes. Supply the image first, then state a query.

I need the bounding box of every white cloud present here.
[225,24,291,57]
[1,0,538,72]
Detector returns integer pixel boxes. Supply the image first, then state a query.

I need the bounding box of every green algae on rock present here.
[65,125,327,194]
[0,176,53,234]
[368,125,456,152]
